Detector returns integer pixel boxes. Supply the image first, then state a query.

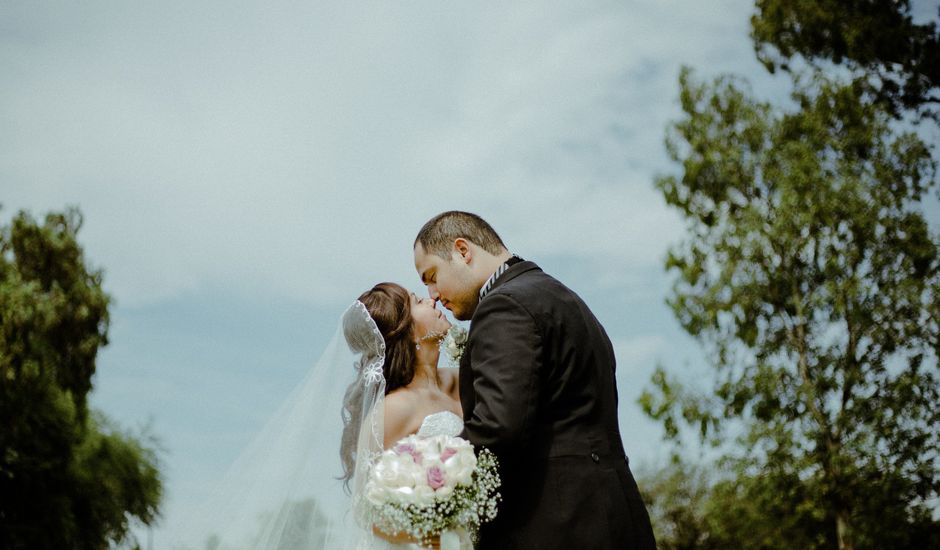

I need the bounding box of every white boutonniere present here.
[440,325,468,364]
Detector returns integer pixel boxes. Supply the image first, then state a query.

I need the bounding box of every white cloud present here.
[1,0,761,308]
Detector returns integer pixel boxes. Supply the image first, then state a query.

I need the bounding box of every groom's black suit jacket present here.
[459,260,656,550]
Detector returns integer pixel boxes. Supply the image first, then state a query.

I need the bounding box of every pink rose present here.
[394,443,415,455]
[395,443,415,455]
[441,448,457,462]
[394,443,423,464]
[427,466,445,490]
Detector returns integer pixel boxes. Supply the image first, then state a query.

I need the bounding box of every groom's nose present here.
[428,286,440,302]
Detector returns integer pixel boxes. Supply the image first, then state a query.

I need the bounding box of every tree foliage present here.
[0,208,162,549]
[751,0,940,119]
[640,455,940,550]
[638,459,834,550]
[641,68,940,549]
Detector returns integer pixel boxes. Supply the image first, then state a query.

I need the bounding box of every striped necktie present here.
[479,254,523,300]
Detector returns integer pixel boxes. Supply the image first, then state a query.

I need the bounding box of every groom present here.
[414,211,656,549]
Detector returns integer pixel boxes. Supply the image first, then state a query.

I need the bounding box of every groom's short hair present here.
[415,211,507,259]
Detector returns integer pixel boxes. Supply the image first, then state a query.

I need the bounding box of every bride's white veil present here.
[170,301,387,550]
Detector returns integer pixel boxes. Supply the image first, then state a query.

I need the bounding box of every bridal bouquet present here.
[365,434,500,547]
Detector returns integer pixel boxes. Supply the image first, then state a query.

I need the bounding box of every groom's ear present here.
[453,238,472,264]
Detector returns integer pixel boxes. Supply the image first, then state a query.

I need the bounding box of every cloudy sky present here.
[3,0,937,544]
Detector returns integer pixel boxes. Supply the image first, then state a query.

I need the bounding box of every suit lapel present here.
[479,260,540,302]
[458,348,474,419]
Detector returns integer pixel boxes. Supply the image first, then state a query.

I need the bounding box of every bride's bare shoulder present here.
[383,388,420,447]
[384,389,417,420]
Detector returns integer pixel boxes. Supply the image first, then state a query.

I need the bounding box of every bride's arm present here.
[372,526,440,549]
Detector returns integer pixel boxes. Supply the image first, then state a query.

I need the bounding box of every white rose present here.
[458,449,477,467]
[448,437,473,452]
[442,455,476,486]
[455,465,474,486]
[378,454,418,488]
[392,486,416,505]
[413,484,435,505]
[372,463,394,487]
[409,466,426,488]
[420,444,441,464]
[366,483,387,505]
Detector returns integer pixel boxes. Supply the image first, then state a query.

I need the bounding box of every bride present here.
[343,282,461,453]
[170,283,464,550]
[341,283,465,548]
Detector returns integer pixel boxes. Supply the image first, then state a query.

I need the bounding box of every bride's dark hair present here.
[339,282,418,488]
[357,282,418,393]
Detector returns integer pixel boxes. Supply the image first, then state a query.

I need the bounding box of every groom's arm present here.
[461,292,542,463]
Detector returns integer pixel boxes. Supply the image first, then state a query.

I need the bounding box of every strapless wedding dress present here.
[415,410,464,439]
[370,410,469,550]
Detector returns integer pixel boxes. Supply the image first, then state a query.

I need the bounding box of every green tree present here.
[642,69,940,550]
[751,0,940,119]
[0,208,162,549]
[637,460,718,550]
[638,458,832,550]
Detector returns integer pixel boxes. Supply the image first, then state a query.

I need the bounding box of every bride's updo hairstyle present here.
[339,282,418,489]
[357,282,418,393]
